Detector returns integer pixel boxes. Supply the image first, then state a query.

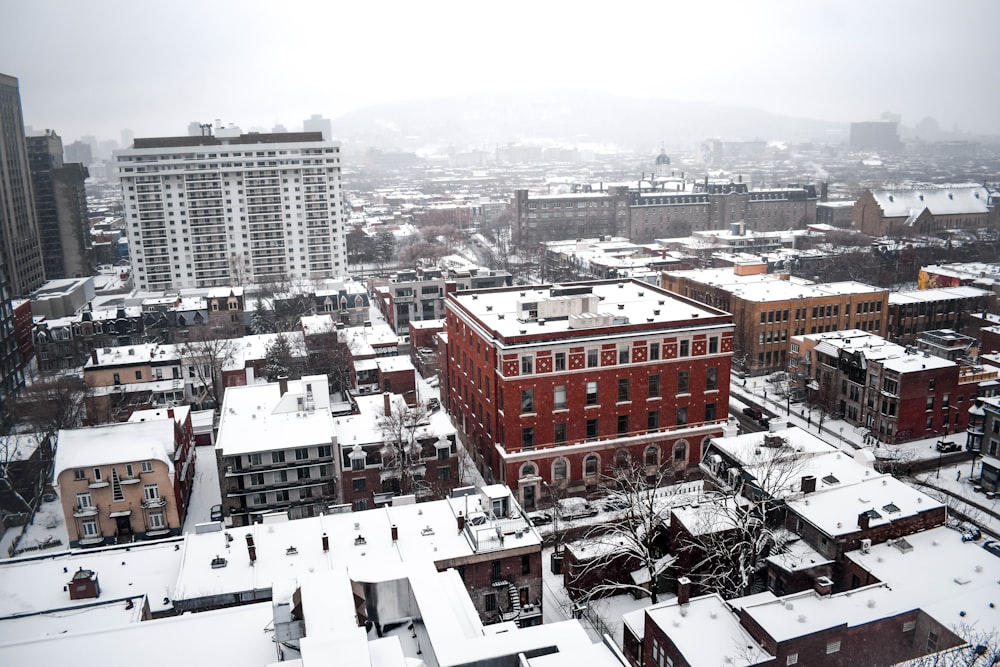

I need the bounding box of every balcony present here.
[142,497,166,509]
[73,505,98,518]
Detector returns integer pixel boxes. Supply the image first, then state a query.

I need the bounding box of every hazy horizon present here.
[3,0,999,144]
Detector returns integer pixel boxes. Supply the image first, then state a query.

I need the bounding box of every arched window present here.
[673,441,688,463]
[520,463,536,478]
[614,449,630,470]
[644,445,659,467]
[553,458,568,481]
[584,454,599,477]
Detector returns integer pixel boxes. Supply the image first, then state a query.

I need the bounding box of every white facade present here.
[115,132,347,291]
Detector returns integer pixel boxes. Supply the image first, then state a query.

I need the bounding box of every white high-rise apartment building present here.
[115,131,346,291]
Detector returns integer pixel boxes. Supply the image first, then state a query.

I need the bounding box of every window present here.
[74,469,86,481]
[355,499,368,511]
[274,470,288,483]
[555,352,566,371]
[521,389,535,414]
[650,342,660,360]
[522,554,531,575]
[554,385,567,410]
[318,445,332,458]
[93,468,102,482]
[673,441,687,462]
[521,356,533,374]
[125,464,134,478]
[826,640,841,654]
[618,347,630,364]
[585,455,599,476]
[353,478,366,493]
[76,492,93,509]
[149,511,165,529]
[81,518,98,537]
[676,407,688,425]
[275,490,290,502]
[143,484,160,500]
[677,372,689,394]
[272,450,285,464]
[648,374,661,398]
[705,403,716,422]
[295,448,309,460]
[927,632,939,652]
[553,459,568,480]
[351,456,365,471]
[135,370,142,380]
[786,654,799,665]
[618,378,630,402]
[485,592,497,611]
[521,463,537,478]
[647,410,660,431]
[522,427,535,449]
[617,414,629,435]
[554,423,566,444]
[586,419,598,441]
[645,446,659,466]
[586,381,598,405]
[709,337,718,354]
[492,560,502,579]
[706,367,717,391]
[679,340,689,357]
[587,349,599,367]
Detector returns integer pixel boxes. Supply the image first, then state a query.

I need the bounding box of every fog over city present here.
[3,0,999,143]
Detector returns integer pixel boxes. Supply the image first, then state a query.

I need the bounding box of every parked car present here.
[983,540,1000,558]
[742,407,763,420]
[528,512,552,526]
[936,440,961,453]
[558,497,599,520]
[210,504,223,522]
[603,497,630,512]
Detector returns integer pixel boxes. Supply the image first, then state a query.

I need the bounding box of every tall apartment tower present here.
[303,114,332,141]
[0,73,45,296]
[27,130,93,279]
[0,259,24,427]
[114,130,347,291]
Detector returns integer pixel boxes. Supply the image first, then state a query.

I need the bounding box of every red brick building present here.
[445,279,733,510]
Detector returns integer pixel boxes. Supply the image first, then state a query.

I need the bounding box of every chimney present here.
[800,475,817,494]
[391,524,398,541]
[858,511,871,530]
[322,533,329,552]
[457,512,465,533]
[814,576,834,596]
[91,349,98,364]
[246,533,257,563]
[278,376,289,396]
[676,576,691,605]
[738,174,743,184]
[383,392,391,416]
[167,408,174,420]
[68,567,101,600]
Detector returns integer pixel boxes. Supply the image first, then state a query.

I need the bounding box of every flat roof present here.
[55,421,175,480]
[665,268,886,303]
[448,279,731,342]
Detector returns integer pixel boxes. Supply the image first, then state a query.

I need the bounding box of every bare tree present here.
[678,441,809,598]
[8,375,87,440]
[180,327,238,410]
[378,396,436,498]
[302,330,355,398]
[897,623,1000,666]
[567,462,680,603]
[0,433,48,513]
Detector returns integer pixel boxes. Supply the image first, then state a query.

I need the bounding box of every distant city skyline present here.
[2,0,999,143]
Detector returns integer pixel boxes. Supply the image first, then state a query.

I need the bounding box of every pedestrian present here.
[957,470,962,482]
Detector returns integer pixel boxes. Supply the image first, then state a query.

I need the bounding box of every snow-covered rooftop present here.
[54,420,176,481]
[872,187,990,218]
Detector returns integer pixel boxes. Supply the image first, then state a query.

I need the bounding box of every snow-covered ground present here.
[181,443,223,532]
[542,545,653,644]
[0,495,68,558]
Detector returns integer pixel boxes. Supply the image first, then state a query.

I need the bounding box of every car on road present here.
[603,497,630,512]
[558,497,599,520]
[528,512,552,526]
[742,407,763,420]
[210,504,223,522]
[936,441,961,453]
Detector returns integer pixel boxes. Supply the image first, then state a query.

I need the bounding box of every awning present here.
[109,510,132,518]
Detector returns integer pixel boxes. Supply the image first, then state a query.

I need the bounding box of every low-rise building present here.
[54,409,194,547]
[853,187,995,237]
[887,286,993,343]
[215,375,338,526]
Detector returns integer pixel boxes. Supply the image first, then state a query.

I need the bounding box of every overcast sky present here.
[2,0,998,143]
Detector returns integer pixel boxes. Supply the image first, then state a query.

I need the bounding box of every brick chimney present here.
[91,349,98,364]
[457,512,465,533]
[68,567,100,600]
[676,576,692,605]
[246,533,257,563]
[858,511,871,531]
[322,533,329,552]
[383,392,391,417]
[167,407,174,420]
[800,475,816,494]
[278,376,288,396]
[391,524,398,541]
[814,576,834,596]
